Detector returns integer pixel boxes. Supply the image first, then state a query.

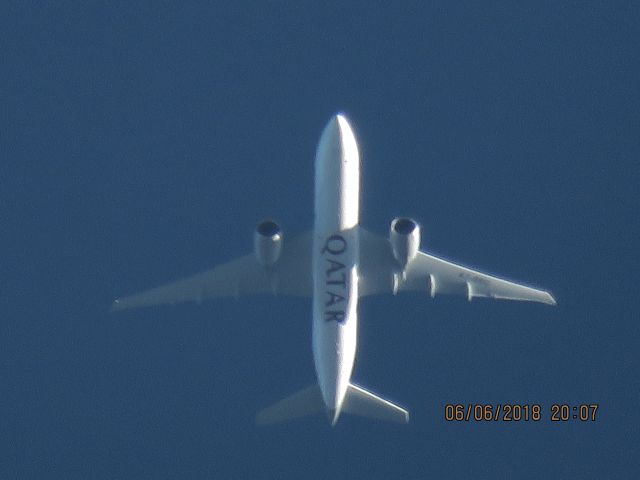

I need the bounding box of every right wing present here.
[112,232,312,311]
[359,228,556,305]
[404,251,557,304]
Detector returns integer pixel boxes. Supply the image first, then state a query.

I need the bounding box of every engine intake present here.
[254,220,283,267]
[390,217,420,270]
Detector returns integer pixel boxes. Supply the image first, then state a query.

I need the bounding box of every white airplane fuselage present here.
[112,112,556,426]
[312,115,360,423]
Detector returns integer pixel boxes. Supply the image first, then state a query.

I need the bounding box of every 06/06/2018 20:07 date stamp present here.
[444,404,599,423]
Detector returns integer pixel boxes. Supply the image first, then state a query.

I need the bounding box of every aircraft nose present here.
[332,112,347,126]
[329,112,350,136]
[317,113,357,162]
[320,114,342,146]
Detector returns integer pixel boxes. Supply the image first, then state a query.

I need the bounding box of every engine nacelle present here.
[390,217,420,270]
[254,220,283,267]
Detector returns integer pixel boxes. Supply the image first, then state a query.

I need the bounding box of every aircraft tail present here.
[256,383,409,426]
[342,383,409,423]
[256,384,325,426]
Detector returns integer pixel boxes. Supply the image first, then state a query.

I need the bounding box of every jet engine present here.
[390,217,420,270]
[254,220,283,267]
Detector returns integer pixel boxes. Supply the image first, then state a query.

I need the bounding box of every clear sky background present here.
[3,2,639,478]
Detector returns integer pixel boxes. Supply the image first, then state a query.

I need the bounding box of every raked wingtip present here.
[110,299,122,312]
[545,291,557,306]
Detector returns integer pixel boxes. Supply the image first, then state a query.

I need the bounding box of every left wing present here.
[112,232,312,311]
[359,228,556,305]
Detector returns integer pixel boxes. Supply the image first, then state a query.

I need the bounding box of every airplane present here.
[112,113,556,426]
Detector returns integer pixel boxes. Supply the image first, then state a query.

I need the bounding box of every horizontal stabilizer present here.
[256,384,324,426]
[343,383,409,423]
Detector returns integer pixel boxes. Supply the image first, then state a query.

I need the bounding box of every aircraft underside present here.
[112,113,556,426]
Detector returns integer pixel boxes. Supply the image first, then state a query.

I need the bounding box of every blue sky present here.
[3,2,639,478]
